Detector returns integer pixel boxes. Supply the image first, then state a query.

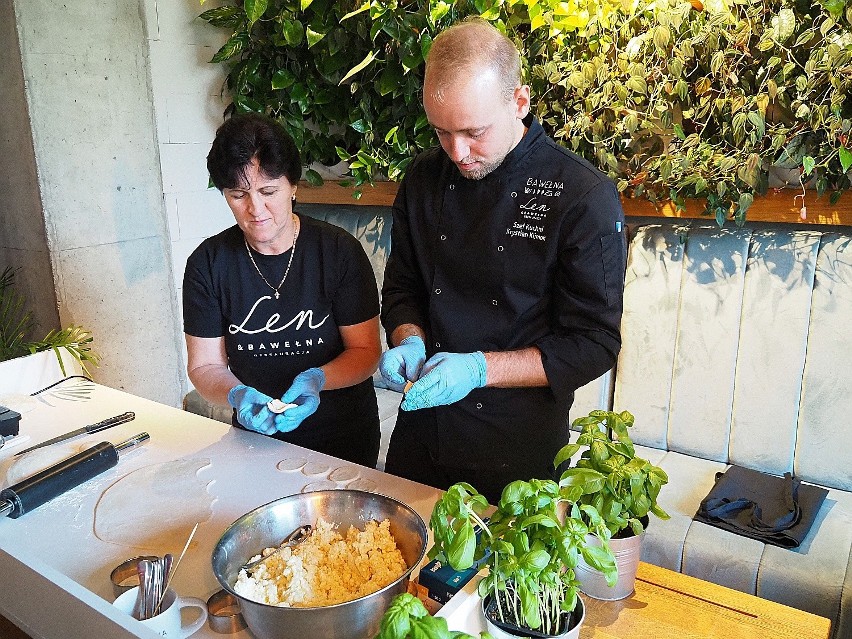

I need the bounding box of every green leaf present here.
[553,443,580,467]
[339,51,377,85]
[304,169,323,186]
[306,27,325,48]
[582,545,617,584]
[199,6,243,29]
[430,2,451,26]
[244,0,267,27]
[211,32,248,63]
[447,521,476,570]
[341,2,370,21]
[271,69,295,90]
[840,147,852,174]
[519,549,551,572]
[282,19,305,46]
[803,155,816,176]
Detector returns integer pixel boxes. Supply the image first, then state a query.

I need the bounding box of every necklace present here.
[244,214,299,300]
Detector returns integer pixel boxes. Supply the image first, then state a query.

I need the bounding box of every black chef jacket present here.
[381,115,625,477]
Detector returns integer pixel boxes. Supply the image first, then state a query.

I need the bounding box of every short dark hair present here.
[207,113,301,190]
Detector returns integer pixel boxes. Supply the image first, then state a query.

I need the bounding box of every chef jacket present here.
[381,115,626,474]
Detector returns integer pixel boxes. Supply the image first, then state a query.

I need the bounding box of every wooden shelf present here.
[298,180,852,226]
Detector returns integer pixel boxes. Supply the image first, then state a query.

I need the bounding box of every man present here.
[379,18,626,502]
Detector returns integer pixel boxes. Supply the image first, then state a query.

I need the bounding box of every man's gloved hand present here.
[275,368,326,432]
[378,335,427,392]
[227,385,277,435]
[401,351,487,411]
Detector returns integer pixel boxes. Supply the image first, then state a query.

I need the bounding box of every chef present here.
[379,18,626,503]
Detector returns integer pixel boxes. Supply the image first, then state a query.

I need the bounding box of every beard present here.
[457,157,502,180]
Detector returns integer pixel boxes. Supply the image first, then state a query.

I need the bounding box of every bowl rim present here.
[211,489,428,611]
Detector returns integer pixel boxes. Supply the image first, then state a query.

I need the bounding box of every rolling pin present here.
[0,432,150,519]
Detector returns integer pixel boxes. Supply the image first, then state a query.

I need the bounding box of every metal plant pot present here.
[575,531,645,600]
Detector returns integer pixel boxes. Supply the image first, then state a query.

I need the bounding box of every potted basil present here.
[555,410,669,600]
[428,480,616,638]
[375,592,490,639]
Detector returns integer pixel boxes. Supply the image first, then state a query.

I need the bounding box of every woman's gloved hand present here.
[401,351,486,410]
[227,385,277,435]
[378,335,426,392]
[275,368,326,433]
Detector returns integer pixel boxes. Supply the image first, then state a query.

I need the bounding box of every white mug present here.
[114,586,207,638]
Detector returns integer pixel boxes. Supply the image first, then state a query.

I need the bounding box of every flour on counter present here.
[94,458,213,551]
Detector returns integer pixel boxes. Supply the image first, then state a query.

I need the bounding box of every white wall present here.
[142,0,236,391]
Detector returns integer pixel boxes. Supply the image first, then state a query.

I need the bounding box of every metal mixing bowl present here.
[211,490,428,639]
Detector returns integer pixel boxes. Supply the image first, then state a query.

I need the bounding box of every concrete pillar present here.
[2,0,183,405]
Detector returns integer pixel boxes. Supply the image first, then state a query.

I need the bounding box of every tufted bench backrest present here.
[612,223,852,492]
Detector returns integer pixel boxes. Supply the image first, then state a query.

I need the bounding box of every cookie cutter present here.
[109,555,160,597]
[207,589,246,634]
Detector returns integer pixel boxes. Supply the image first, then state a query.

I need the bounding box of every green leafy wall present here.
[201,0,852,225]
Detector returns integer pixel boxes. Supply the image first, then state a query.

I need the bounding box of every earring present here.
[292,194,296,201]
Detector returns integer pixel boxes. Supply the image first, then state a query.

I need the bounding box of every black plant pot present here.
[481,593,584,639]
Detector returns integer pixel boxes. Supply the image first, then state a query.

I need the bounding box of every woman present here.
[183,113,382,467]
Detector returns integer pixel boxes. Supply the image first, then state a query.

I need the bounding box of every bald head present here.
[424,18,522,105]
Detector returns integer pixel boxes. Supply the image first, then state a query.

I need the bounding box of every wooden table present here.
[438,562,831,639]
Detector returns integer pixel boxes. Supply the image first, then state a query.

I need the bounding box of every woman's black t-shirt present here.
[183,214,380,463]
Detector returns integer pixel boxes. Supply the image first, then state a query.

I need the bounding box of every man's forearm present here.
[390,324,426,347]
[483,347,549,388]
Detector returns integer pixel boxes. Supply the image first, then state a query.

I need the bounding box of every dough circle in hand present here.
[94,458,213,551]
[267,399,298,414]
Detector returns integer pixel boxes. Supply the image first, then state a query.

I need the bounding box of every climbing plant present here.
[200,0,852,225]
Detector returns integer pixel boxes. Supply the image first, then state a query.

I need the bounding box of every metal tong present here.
[240,524,312,573]
[134,554,173,620]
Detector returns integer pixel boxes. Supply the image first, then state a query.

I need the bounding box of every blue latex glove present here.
[378,335,427,392]
[401,351,487,411]
[227,385,277,435]
[275,368,326,432]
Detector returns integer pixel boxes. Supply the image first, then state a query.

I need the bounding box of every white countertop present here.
[0,380,442,639]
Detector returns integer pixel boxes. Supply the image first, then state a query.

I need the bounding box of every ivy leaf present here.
[244,0,268,28]
[304,169,323,186]
[770,8,795,42]
[430,2,451,26]
[802,155,816,176]
[306,28,325,48]
[819,0,845,18]
[271,69,295,90]
[282,19,305,46]
[840,147,852,174]
[341,2,370,21]
[211,32,248,63]
[199,6,243,29]
[339,51,377,86]
[301,0,314,10]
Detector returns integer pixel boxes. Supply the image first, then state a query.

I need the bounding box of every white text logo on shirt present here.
[230,295,330,356]
[229,296,330,335]
[505,176,562,242]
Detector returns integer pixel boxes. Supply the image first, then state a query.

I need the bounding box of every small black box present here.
[0,405,21,437]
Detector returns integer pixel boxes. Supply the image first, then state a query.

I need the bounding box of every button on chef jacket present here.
[382,115,625,476]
